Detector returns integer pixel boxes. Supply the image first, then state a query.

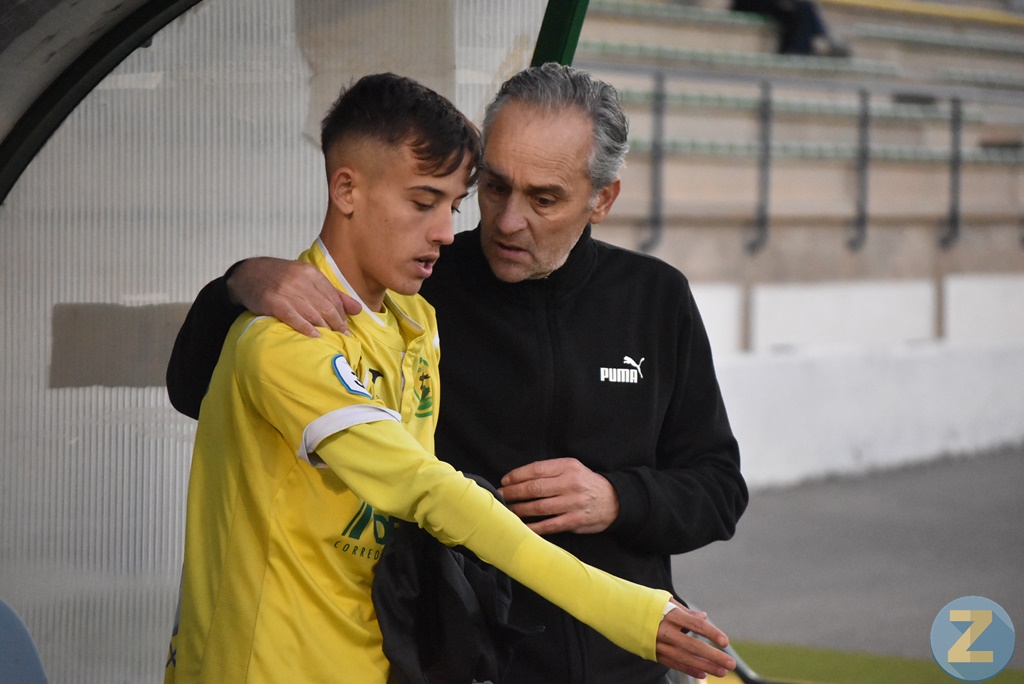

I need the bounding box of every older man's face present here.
[477,102,618,282]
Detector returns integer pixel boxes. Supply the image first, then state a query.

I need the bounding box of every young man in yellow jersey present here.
[165,73,736,683]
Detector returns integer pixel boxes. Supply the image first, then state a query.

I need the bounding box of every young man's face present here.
[478,101,618,283]
[338,141,470,309]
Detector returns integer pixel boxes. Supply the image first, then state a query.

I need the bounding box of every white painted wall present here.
[691,283,744,355]
[753,280,935,350]
[692,278,1024,489]
[716,341,1024,488]
[946,274,1024,344]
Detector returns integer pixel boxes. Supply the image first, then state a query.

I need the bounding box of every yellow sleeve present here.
[316,421,672,662]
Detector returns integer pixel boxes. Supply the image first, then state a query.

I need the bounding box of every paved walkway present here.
[672,445,1024,670]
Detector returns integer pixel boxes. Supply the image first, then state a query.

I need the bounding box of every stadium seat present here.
[853,22,1024,57]
[0,599,47,684]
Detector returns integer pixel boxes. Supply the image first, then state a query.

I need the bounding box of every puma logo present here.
[599,355,646,384]
[623,356,644,379]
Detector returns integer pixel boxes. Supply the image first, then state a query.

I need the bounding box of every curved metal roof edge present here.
[0,0,203,205]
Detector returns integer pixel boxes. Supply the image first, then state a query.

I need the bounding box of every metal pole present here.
[849,88,870,251]
[640,70,666,254]
[939,97,962,249]
[748,80,772,253]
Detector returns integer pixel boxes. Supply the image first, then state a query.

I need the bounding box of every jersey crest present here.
[332,354,371,398]
[413,356,434,418]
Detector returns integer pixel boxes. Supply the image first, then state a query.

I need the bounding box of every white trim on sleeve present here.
[299,404,402,467]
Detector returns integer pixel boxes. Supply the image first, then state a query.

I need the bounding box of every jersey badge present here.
[332,354,371,398]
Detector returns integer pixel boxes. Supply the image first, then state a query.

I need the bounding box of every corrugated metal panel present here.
[0,0,545,681]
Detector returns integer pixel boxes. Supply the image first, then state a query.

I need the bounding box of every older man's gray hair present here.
[483,62,629,195]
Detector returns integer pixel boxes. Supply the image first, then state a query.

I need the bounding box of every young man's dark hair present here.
[321,72,481,183]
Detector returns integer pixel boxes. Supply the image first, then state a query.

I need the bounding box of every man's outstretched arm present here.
[166,257,358,419]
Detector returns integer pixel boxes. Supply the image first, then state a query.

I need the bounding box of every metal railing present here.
[577,59,1024,254]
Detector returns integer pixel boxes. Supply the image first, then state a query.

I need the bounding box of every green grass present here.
[729,640,1024,684]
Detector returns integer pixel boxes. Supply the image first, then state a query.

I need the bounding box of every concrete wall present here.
[716,341,1024,488]
[691,274,1024,353]
[686,275,1024,488]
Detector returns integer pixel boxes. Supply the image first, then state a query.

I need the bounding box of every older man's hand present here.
[498,457,619,534]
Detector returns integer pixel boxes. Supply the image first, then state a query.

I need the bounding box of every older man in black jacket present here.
[167,63,748,684]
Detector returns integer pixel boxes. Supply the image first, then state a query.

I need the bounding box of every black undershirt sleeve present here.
[165,261,247,420]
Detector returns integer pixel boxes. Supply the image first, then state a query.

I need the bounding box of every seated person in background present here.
[163,72,737,683]
[732,0,850,57]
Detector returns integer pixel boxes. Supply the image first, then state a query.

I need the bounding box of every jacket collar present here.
[462,224,597,298]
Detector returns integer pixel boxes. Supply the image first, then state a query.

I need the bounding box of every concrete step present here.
[575,39,902,82]
[582,1,774,54]
[615,151,1024,216]
[616,87,1015,149]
